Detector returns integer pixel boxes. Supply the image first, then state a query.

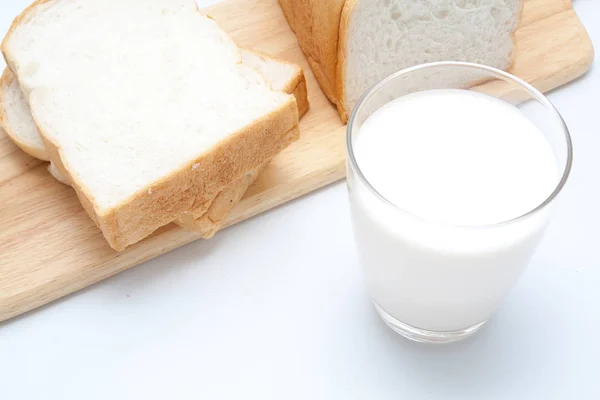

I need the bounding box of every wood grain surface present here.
[0,0,593,323]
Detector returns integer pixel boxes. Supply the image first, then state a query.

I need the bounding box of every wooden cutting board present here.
[0,0,593,323]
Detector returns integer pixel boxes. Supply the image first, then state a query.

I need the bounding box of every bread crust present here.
[2,0,299,251]
[175,163,268,236]
[175,125,299,235]
[291,70,310,117]
[335,0,356,123]
[186,166,267,238]
[175,59,309,236]
[278,0,345,104]
[507,0,526,71]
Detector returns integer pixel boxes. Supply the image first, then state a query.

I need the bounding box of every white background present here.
[1,0,599,399]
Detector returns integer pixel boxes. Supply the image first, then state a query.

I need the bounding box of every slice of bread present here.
[1,49,309,239]
[280,0,523,122]
[0,50,309,180]
[2,0,299,251]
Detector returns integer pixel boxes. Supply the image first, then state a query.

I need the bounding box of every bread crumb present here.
[148,188,153,195]
[192,163,201,170]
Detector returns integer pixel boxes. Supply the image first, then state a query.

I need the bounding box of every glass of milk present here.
[346,62,572,344]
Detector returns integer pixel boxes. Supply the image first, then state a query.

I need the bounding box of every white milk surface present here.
[350,89,559,332]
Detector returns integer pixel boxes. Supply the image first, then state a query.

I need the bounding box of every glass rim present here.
[346,61,573,229]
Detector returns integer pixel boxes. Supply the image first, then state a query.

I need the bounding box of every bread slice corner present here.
[0,68,49,161]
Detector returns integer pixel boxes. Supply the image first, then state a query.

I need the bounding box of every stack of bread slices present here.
[1,0,309,251]
[279,0,523,122]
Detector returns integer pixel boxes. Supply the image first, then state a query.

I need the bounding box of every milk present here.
[348,89,559,334]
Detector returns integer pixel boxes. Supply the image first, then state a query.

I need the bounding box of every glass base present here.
[373,301,486,344]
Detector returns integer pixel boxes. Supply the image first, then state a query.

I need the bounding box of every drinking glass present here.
[346,62,572,344]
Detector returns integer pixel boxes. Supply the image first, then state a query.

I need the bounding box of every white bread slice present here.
[280,0,523,122]
[2,0,299,251]
[1,50,309,239]
[0,50,309,180]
